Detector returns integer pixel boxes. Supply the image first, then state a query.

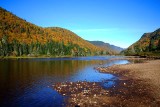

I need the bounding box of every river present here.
[0,56,130,107]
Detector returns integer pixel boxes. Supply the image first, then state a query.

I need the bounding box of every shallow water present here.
[0,56,130,107]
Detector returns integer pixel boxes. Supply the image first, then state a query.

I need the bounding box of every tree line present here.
[0,35,108,57]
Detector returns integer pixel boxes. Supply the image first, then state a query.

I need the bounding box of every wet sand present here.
[96,59,160,106]
[53,59,160,107]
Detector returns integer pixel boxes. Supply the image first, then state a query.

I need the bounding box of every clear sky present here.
[0,0,160,48]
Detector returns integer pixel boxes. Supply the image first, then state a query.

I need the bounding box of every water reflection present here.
[0,56,129,107]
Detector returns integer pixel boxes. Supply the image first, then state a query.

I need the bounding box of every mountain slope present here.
[87,40,124,54]
[122,28,160,56]
[44,27,101,51]
[0,7,104,56]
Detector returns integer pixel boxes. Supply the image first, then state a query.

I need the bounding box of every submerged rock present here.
[53,80,159,107]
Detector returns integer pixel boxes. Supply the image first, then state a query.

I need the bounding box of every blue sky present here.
[0,0,160,48]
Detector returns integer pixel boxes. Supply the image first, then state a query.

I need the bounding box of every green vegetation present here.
[121,28,160,58]
[0,35,92,57]
[0,7,110,57]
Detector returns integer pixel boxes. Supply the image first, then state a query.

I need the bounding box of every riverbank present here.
[96,59,160,106]
[0,55,151,60]
[0,55,74,59]
[52,59,160,106]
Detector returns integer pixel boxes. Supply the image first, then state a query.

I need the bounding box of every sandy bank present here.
[118,60,160,99]
[52,59,160,106]
[97,59,160,102]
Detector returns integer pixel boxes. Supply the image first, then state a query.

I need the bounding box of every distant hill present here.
[121,28,160,57]
[0,7,107,57]
[87,40,124,54]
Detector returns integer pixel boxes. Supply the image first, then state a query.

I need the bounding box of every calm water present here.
[0,56,130,107]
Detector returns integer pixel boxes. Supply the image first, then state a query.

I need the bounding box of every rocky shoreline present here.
[53,59,160,107]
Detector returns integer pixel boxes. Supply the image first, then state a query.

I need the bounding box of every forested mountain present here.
[121,28,160,56]
[0,7,107,57]
[87,40,124,54]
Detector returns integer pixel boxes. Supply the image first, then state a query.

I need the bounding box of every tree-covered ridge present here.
[45,27,101,51]
[87,40,124,54]
[0,7,108,57]
[122,28,160,56]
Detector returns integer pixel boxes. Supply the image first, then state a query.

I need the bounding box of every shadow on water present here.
[0,56,130,107]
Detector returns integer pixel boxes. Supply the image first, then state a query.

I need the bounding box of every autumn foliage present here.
[0,7,108,57]
[122,28,160,56]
